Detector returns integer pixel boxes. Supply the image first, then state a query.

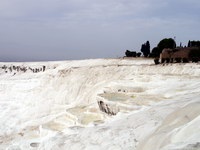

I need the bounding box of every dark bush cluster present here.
[188,40,200,47]
[125,50,141,57]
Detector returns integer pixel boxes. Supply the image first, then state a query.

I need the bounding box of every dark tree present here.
[125,50,136,57]
[141,41,150,57]
[149,38,176,58]
[188,40,191,47]
[180,42,182,47]
[190,41,200,47]
[157,38,176,51]
[141,44,146,55]
[153,38,176,57]
[149,47,159,58]
[136,52,141,57]
[146,41,150,54]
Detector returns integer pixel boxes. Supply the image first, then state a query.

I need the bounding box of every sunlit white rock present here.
[0,58,200,150]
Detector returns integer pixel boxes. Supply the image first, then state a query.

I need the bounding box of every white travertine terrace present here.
[0,58,200,150]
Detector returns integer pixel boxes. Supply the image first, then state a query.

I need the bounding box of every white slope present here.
[0,58,200,150]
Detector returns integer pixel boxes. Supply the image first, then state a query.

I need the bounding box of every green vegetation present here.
[150,38,176,58]
[141,41,150,57]
[124,38,199,60]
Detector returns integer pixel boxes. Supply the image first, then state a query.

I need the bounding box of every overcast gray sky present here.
[0,0,200,61]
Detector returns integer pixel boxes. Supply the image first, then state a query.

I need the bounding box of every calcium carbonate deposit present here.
[0,58,200,150]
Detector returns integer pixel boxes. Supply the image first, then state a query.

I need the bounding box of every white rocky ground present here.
[0,58,200,150]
